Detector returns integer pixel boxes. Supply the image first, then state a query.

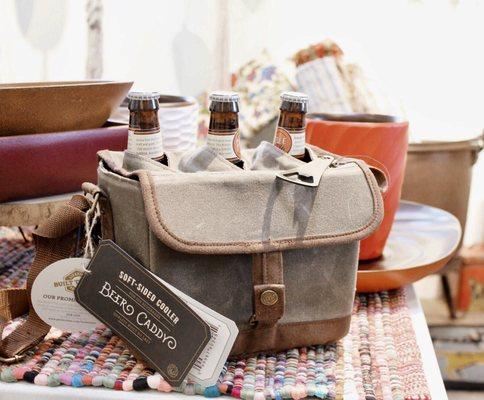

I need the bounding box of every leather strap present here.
[0,195,90,361]
[251,252,285,327]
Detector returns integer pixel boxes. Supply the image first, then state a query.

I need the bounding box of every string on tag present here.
[83,192,101,263]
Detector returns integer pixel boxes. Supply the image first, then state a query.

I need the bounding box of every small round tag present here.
[31,258,101,332]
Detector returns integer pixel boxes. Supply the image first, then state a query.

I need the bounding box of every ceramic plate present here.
[357,201,461,292]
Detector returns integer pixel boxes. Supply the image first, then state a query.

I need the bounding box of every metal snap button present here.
[260,289,278,306]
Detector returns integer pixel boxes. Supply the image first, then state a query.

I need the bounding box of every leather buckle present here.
[276,156,334,187]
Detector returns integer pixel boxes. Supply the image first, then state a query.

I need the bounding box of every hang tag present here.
[31,258,102,332]
[75,240,212,386]
[160,277,238,387]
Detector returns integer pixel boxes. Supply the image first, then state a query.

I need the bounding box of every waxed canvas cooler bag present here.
[91,142,385,355]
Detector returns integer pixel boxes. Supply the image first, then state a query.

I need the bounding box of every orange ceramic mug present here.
[306,113,409,260]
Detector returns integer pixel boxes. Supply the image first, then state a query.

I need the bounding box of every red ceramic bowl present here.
[306,113,409,260]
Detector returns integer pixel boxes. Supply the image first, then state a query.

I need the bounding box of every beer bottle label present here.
[128,128,164,159]
[274,127,306,157]
[207,129,241,161]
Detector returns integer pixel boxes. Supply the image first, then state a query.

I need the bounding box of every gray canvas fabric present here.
[122,150,175,173]
[145,164,374,246]
[178,145,244,172]
[97,142,383,347]
[247,141,307,171]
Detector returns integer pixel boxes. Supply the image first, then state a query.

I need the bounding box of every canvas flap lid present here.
[98,147,384,255]
[102,146,383,255]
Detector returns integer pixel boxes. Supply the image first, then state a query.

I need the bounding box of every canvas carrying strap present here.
[0,195,90,363]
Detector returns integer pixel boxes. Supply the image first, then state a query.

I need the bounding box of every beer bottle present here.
[273,91,309,159]
[127,91,165,162]
[207,91,242,165]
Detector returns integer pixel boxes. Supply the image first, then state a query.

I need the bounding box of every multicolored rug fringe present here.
[0,227,431,399]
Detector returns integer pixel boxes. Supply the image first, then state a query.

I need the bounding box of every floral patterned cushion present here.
[232,51,293,138]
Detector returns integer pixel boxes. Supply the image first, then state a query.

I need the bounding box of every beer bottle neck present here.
[209,100,239,113]
[129,109,160,131]
[207,110,241,164]
[277,110,306,130]
[128,98,159,111]
[209,111,239,131]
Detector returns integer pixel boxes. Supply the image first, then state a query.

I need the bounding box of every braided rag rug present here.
[0,227,430,399]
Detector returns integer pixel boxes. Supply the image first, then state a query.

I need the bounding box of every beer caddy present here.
[0,141,386,363]
[90,141,386,354]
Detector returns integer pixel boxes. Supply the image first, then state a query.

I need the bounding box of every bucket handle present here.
[470,132,484,165]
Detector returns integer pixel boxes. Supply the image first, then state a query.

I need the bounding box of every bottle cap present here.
[127,91,160,100]
[280,91,309,104]
[209,91,239,103]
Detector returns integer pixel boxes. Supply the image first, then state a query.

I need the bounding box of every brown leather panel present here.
[252,252,283,284]
[253,284,285,326]
[230,315,351,356]
[252,252,285,327]
[99,195,115,241]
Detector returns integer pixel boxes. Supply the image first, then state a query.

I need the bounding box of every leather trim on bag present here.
[251,252,285,327]
[99,195,115,241]
[230,315,351,355]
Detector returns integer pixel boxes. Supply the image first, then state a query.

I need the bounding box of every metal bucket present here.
[401,134,483,235]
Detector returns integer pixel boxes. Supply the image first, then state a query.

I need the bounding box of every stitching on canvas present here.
[135,159,383,253]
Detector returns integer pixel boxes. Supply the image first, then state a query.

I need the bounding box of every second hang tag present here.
[30,258,101,332]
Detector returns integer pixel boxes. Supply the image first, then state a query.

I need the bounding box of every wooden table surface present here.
[0,192,78,227]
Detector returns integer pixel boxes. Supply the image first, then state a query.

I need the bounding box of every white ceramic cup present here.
[158,95,199,152]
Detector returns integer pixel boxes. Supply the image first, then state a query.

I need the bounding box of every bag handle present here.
[341,154,389,194]
[0,195,90,363]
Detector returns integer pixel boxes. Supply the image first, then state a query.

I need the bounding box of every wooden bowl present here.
[357,201,462,292]
[0,80,133,136]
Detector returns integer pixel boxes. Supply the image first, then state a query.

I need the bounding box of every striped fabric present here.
[295,57,353,114]
[0,228,430,399]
